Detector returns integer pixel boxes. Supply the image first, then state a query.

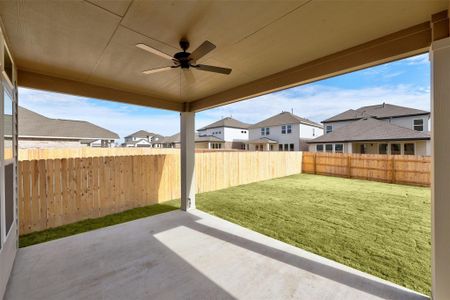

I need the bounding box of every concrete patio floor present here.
[5,209,428,300]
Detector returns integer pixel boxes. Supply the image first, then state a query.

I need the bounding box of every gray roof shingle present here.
[308,117,430,143]
[249,112,322,129]
[157,133,224,144]
[125,130,160,138]
[198,117,250,131]
[5,107,119,140]
[323,103,429,123]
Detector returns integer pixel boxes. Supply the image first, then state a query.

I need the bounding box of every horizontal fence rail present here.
[18,147,181,160]
[19,152,302,234]
[302,152,431,187]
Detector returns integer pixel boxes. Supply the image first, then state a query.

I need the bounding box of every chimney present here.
[291,108,294,114]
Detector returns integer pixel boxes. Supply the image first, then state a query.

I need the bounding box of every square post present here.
[431,36,450,299]
[180,111,196,211]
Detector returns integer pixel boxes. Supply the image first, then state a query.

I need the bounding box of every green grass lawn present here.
[20,173,430,295]
[187,174,431,295]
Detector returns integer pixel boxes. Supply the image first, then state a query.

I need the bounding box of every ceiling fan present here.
[136,39,232,75]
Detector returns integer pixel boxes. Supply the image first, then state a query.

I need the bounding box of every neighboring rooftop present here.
[250,112,323,129]
[198,117,250,131]
[323,103,429,123]
[4,107,119,140]
[157,133,224,144]
[308,117,430,144]
[125,130,160,139]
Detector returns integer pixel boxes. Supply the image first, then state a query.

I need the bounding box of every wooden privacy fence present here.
[18,147,180,160]
[302,152,431,186]
[19,151,302,234]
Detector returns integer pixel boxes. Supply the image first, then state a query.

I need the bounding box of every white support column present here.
[180,112,196,211]
[431,37,450,299]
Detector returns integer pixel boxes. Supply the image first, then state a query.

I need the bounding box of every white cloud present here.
[197,84,430,124]
[404,53,429,65]
[19,82,430,142]
[18,88,180,142]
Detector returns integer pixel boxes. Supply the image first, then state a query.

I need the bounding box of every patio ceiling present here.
[0,0,447,112]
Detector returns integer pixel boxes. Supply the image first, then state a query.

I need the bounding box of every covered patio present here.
[0,1,450,299]
[5,210,426,300]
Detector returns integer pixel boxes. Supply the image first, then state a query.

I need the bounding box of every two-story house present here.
[308,103,431,155]
[247,112,323,151]
[197,117,250,150]
[121,130,163,147]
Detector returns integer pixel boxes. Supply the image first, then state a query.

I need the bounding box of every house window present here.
[270,145,274,151]
[326,125,332,134]
[325,144,333,152]
[290,144,294,151]
[279,144,283,151]
[413,119,424,131]
[334,144,343,153]
[404,143,415,155]
[261,128,265,136]
[391,143,401,155]
[4,89,13,160]
[4,45,13,84]
[379,144,388,154]
[281,125,286,134]
[284,144,289,151]
[287,125,292,134]
[265,127,270,135]
[316,144,323,152]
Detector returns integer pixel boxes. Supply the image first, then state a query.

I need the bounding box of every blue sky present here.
[19,53,430,141]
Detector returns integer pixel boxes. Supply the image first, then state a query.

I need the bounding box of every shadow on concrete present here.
[6,209,427,300]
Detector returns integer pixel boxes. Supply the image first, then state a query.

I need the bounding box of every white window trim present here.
[413,118,424,131]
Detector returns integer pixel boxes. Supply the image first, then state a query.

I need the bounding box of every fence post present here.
[347,154,351,178]
[313,153,317,174]
[392,156,396,184]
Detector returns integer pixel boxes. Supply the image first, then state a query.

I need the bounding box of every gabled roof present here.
[156,133,224,144]
[198,117,250,131]
[5,107,119,140]
[125,130,160,138]
[249,112,323,129]
[195,135,225,143]
[247,137,278,144]
[122,138,152,145]
[308,117,430,144]
[323,103,429,123]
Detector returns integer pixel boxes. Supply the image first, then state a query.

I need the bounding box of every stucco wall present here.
[300,124,323,138]
[249,124,301,150]
[198,127,248,142]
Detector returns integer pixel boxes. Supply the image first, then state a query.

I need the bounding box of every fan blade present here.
[189,41,216,62]
[142,66,174,74]
[136,43,173,61]
[193,64,232,75]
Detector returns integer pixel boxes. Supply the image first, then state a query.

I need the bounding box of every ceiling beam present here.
[189,20,433,112]
[17,70,184,112]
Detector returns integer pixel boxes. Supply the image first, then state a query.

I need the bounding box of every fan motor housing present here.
[174,51,192,68]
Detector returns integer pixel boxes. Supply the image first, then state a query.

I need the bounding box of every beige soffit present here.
[0,0,447,112]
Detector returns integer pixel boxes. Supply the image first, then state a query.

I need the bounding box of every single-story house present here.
[5,106,118,149]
